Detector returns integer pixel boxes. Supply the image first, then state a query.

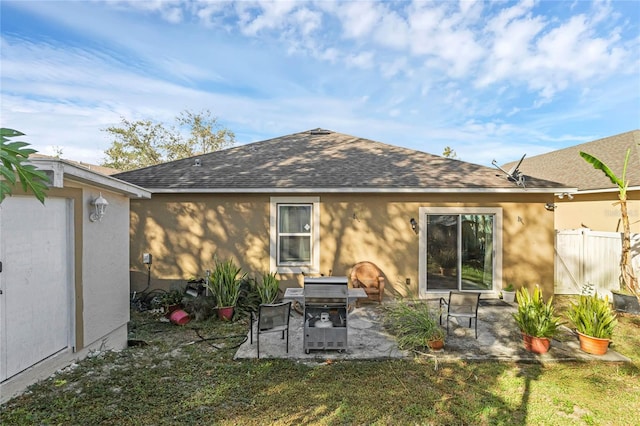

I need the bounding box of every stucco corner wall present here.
[81,187,131,348]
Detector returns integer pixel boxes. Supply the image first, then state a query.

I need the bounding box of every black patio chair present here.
[440,291,481,338]
[250,301,291,358]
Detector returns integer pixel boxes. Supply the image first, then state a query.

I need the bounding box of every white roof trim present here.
[29,158,151,199]
[574,186,640,195]
[145,186,575,194]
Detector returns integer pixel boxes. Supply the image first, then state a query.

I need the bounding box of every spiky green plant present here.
[383,301,445,350]
[567,292,617,339]
[513,285,562,338]
[207,257,245,308]
[257,272,280,304]
[1,128,50,203]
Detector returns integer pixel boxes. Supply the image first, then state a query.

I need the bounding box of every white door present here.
[0,196,73,382]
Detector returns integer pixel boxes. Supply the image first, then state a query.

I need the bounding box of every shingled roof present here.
[114,129,567,193]
[503,130,640,192]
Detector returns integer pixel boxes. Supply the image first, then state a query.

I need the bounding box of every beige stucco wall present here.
[554,190,640,233]
[78,184,131,349]
[1,180,132,403]
[32,181,132,351]
[129,191,557,297]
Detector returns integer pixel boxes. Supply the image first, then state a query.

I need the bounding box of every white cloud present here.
[345,51,375,69]
[336,1,382,40]
[380,57,409,78]
[1,0,638,168]
[110,0,186,24]
[236,1,297,36]
[373,10,409,49]
[292,7,322,36]
[404,2,485,77]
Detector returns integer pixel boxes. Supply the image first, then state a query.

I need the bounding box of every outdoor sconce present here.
[410,218,418,234]
[545,203,556,211]
[89,192,109,222]
[557,192,574,200]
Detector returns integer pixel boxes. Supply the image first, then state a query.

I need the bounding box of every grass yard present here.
[1,296,639,425]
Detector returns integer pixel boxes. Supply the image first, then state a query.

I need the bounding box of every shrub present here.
[257,272,280,304]
[207,257,245,308]
[513,285,562,338]
[567,292,617,339]
[383,301,444,351]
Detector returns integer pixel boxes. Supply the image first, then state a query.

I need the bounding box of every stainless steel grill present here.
[303,277,349,353]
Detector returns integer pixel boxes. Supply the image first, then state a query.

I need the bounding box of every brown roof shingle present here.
[503,130,640,191]
[114,129,567,192]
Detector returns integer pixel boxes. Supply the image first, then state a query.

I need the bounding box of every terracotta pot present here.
[576,331,610,355]
[521,333,550,354]
[428,339,444,350]
[216,306,234,321]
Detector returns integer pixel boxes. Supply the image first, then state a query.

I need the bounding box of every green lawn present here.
[2,297,639,425]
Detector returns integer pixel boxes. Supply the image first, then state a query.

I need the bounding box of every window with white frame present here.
[270,197,320,273]
[278,204,311,264]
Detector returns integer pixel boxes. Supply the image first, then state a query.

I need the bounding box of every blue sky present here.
[1,0,639,167]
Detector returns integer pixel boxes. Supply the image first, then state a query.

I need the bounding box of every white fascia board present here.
[574,186,640,195]
[30,159,151,199]
[146,186,573,194]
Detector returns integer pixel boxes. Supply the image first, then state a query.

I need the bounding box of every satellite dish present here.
[492,154,526,188]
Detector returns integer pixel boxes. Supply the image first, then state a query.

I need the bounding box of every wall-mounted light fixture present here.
[410,218,418,234]
[545,203,556,211]
[89,192,109,222]
[557,192,574,200]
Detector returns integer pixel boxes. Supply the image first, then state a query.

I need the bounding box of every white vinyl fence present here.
[555,229,640,296]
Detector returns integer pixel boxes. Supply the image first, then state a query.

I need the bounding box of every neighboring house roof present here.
[30,153,121,176]
[503,130,640,192]
[30,158,150,199]
[114,129,570,193]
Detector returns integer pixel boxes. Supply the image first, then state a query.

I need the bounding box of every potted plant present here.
[512,285,561,354]
[435,248,457,276]
[501,283,516,303]
[383,301,445,351]
[159,289,185,314]
[257,271,281,305]
[567,292,617,355]
[156,288,191,325]
[207,257,246,320]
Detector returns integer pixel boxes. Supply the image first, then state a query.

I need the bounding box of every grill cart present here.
[303,277,349,353]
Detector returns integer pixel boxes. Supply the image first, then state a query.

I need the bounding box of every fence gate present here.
[555,229,640,295]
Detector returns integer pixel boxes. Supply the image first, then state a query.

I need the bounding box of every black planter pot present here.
[611,291,640,314]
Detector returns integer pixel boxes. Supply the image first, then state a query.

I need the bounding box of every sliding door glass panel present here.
[426,215,459,290]
[460,215,494,290]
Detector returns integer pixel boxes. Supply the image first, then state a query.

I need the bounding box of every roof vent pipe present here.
[194,159,201,167]
[309,128,331,135]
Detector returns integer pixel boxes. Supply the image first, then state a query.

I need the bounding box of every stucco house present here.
[0,158,150,403]
[504,129,640,233]
[115,129,573,300]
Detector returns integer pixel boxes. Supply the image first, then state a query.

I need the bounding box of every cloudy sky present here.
[1,0,639,167]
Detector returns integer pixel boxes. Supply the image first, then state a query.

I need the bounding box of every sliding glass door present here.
[426,213,495,292]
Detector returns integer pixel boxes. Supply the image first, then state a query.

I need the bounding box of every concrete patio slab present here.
[234,300,630,363]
